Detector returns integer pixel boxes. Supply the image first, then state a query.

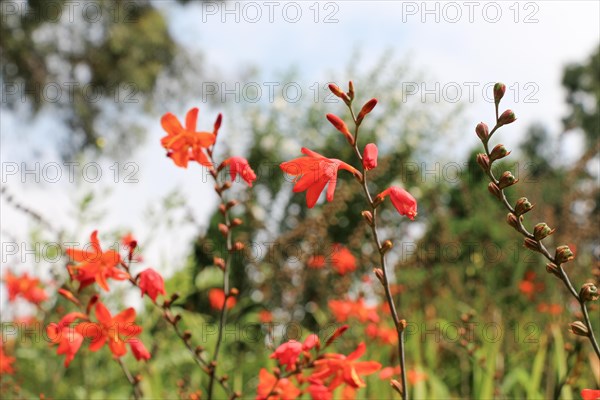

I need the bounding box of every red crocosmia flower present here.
[224,156,257,186]
[307,380,332,400]
[303,334,320,351]
[581,389,600,400]
[138,268,166,303]
[378,186,417,220]
[366,324,397,345]
[326,114,354,145]
[76,301,143,358]
[312,342,381,389]
[330,244,356,275]
[270,340,303,371]
[160,108,217,168]
[127,338,151,361]
[121,233,137,249]
[3,270,48,304]
[47,312,88,367]
[208,288,236,310]
[308,255,325,269]
[66,230,129,291]
[256,368,301,400]
[362,143,378,170]
[537,303,563,315]
[280,148,361,208]
[0,342,16,375]
[58,288,80,306]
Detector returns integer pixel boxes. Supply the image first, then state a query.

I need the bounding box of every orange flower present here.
[208,288,236,310]
[3,270,48,304]
[330,244,356,275]
[280,148,360,208]
[127,338,151,361]
[312,342,381,389]
[138,268,166,303]
[66,230,129,291]
[160,108,217,168]
[379,366,427,385]
[46,312,88,367]
[259,310,273,323]
[329,298,379,324]
[256,368,301,400]
[377,186,417,220]
[0,342,16,375]
[224,157,257,186]
[76,301,144,359]
[307,380,332,400]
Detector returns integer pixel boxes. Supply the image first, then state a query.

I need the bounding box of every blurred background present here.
[1,0,599,398]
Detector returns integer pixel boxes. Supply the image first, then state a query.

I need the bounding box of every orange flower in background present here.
[307,380,332,400]
[208,288,236,310]
[0,342,16,375]
[537,303,563,315]
[280,147,361,208]
[330,244,356,275]
[160,107,217,168]
[377,186,417,220]
[3,270,48,304]
[518,271,544,300]
[581,389,600,400]
[66,231,128,291]
[46,312,88,367]
[379,366,427,385]
[76,301,144,359]
[329,298,379,324]
[224,156,257,186]
[308,255,325,269]
[366,324,397,345]
[312,342,381,389]
[138,268,166,303]
[259,310,273,323]
[256,368,301,400]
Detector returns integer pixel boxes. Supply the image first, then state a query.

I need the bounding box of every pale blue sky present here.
[1,1,598,308]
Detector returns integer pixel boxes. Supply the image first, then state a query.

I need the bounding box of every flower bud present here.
[348,81,355,100]
[555,245,574,264]
[380,240,393,254]
[514,197,534,216]
[487,182,501,199]
[214,257,225,270]
[489,144,511,161]
[233,242,245,251]
[357,98,378,124]
[326,324,349,346]
[475,122,489,141]
[533,223,555,241]
[498,110,517,126]
[230,218,243,228]
[229,287,240,297]
[476,153,490,172]
[493,83,506,105]
[524,238,540,252]
[506,213,520,231]
[361,210,373,225]
[218,223,229,236]
[326,114,354,145]
[328,83,350,103]
[373,268,384,284]
[183,330,192,341]
[226,200,238,209]
[580,283,599,302]
[546,262,561,278]
[218,204,226,214]
[362,143,378,170]
[498,171,518,189]
[569,321,589,337]
[390,379,403,395]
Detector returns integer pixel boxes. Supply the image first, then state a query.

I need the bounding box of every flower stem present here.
[116,357,143,400]
[348,105,408,399]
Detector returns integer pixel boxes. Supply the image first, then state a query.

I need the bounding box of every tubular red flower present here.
[3,270,48,304]
[362,143,378,170]
[326,114,354,145]
[138,268,166,303]
[270,340,303,371]
[378,186,417,220]
[224,156,257,186]
[47,312,88,367]
[0,342,16,375]
[280,148,360,208]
